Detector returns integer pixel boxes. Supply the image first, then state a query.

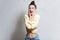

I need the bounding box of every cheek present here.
[32,9,35,11]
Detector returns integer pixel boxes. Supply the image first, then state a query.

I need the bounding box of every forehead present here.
[29,5,35,8]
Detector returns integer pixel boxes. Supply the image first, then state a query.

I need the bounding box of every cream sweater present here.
[24,14,40,33]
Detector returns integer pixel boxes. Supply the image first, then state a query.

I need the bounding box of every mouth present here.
[30,11,33,13]
[31,14,32,16]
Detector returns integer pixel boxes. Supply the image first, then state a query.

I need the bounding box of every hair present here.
[29,1,37,9]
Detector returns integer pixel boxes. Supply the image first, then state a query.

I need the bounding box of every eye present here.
[32,7,34,9]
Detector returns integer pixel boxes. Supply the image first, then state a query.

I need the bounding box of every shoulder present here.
[24,14,28,19]
[24,14,28,17]
[24,14,27,17]
[36,14,40,18]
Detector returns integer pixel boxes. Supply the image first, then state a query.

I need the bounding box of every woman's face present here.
[28,5,36,15]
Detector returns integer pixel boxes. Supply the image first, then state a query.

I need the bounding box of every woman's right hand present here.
[29,14,34,21]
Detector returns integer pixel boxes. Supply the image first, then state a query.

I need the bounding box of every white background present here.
[0,0,60,40]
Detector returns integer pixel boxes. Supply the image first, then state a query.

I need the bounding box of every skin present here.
[28,5,36,21]
[27,5,37,38]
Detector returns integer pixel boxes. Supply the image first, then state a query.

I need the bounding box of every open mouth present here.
[31,14,32,16]
[30,11,33,13]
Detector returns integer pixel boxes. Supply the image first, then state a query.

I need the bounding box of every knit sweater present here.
[24,14,40,34]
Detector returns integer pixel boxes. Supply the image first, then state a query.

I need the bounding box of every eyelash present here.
[29,8,34,9]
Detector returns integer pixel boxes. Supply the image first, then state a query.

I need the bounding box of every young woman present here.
[24,1,40,40]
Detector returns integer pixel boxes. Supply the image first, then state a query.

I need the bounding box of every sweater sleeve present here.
[31,15,40,29]
[24,14,32,29]
[24,14,40,29]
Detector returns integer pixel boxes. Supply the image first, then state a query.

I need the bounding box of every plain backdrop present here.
[0,0,60,40]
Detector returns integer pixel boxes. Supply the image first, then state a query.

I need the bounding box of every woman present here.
[24,1,40,40]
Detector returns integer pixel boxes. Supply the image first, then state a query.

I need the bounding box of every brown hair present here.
[29,1,37,9]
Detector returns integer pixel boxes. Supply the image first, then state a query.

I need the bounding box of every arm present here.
[31,15,40,29]
[24,14,40,29]
[24,14,32,29]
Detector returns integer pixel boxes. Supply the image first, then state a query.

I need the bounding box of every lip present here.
[31,14,32,16]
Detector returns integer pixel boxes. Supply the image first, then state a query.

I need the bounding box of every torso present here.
[25,14,40,38]
[26,14,37,38]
